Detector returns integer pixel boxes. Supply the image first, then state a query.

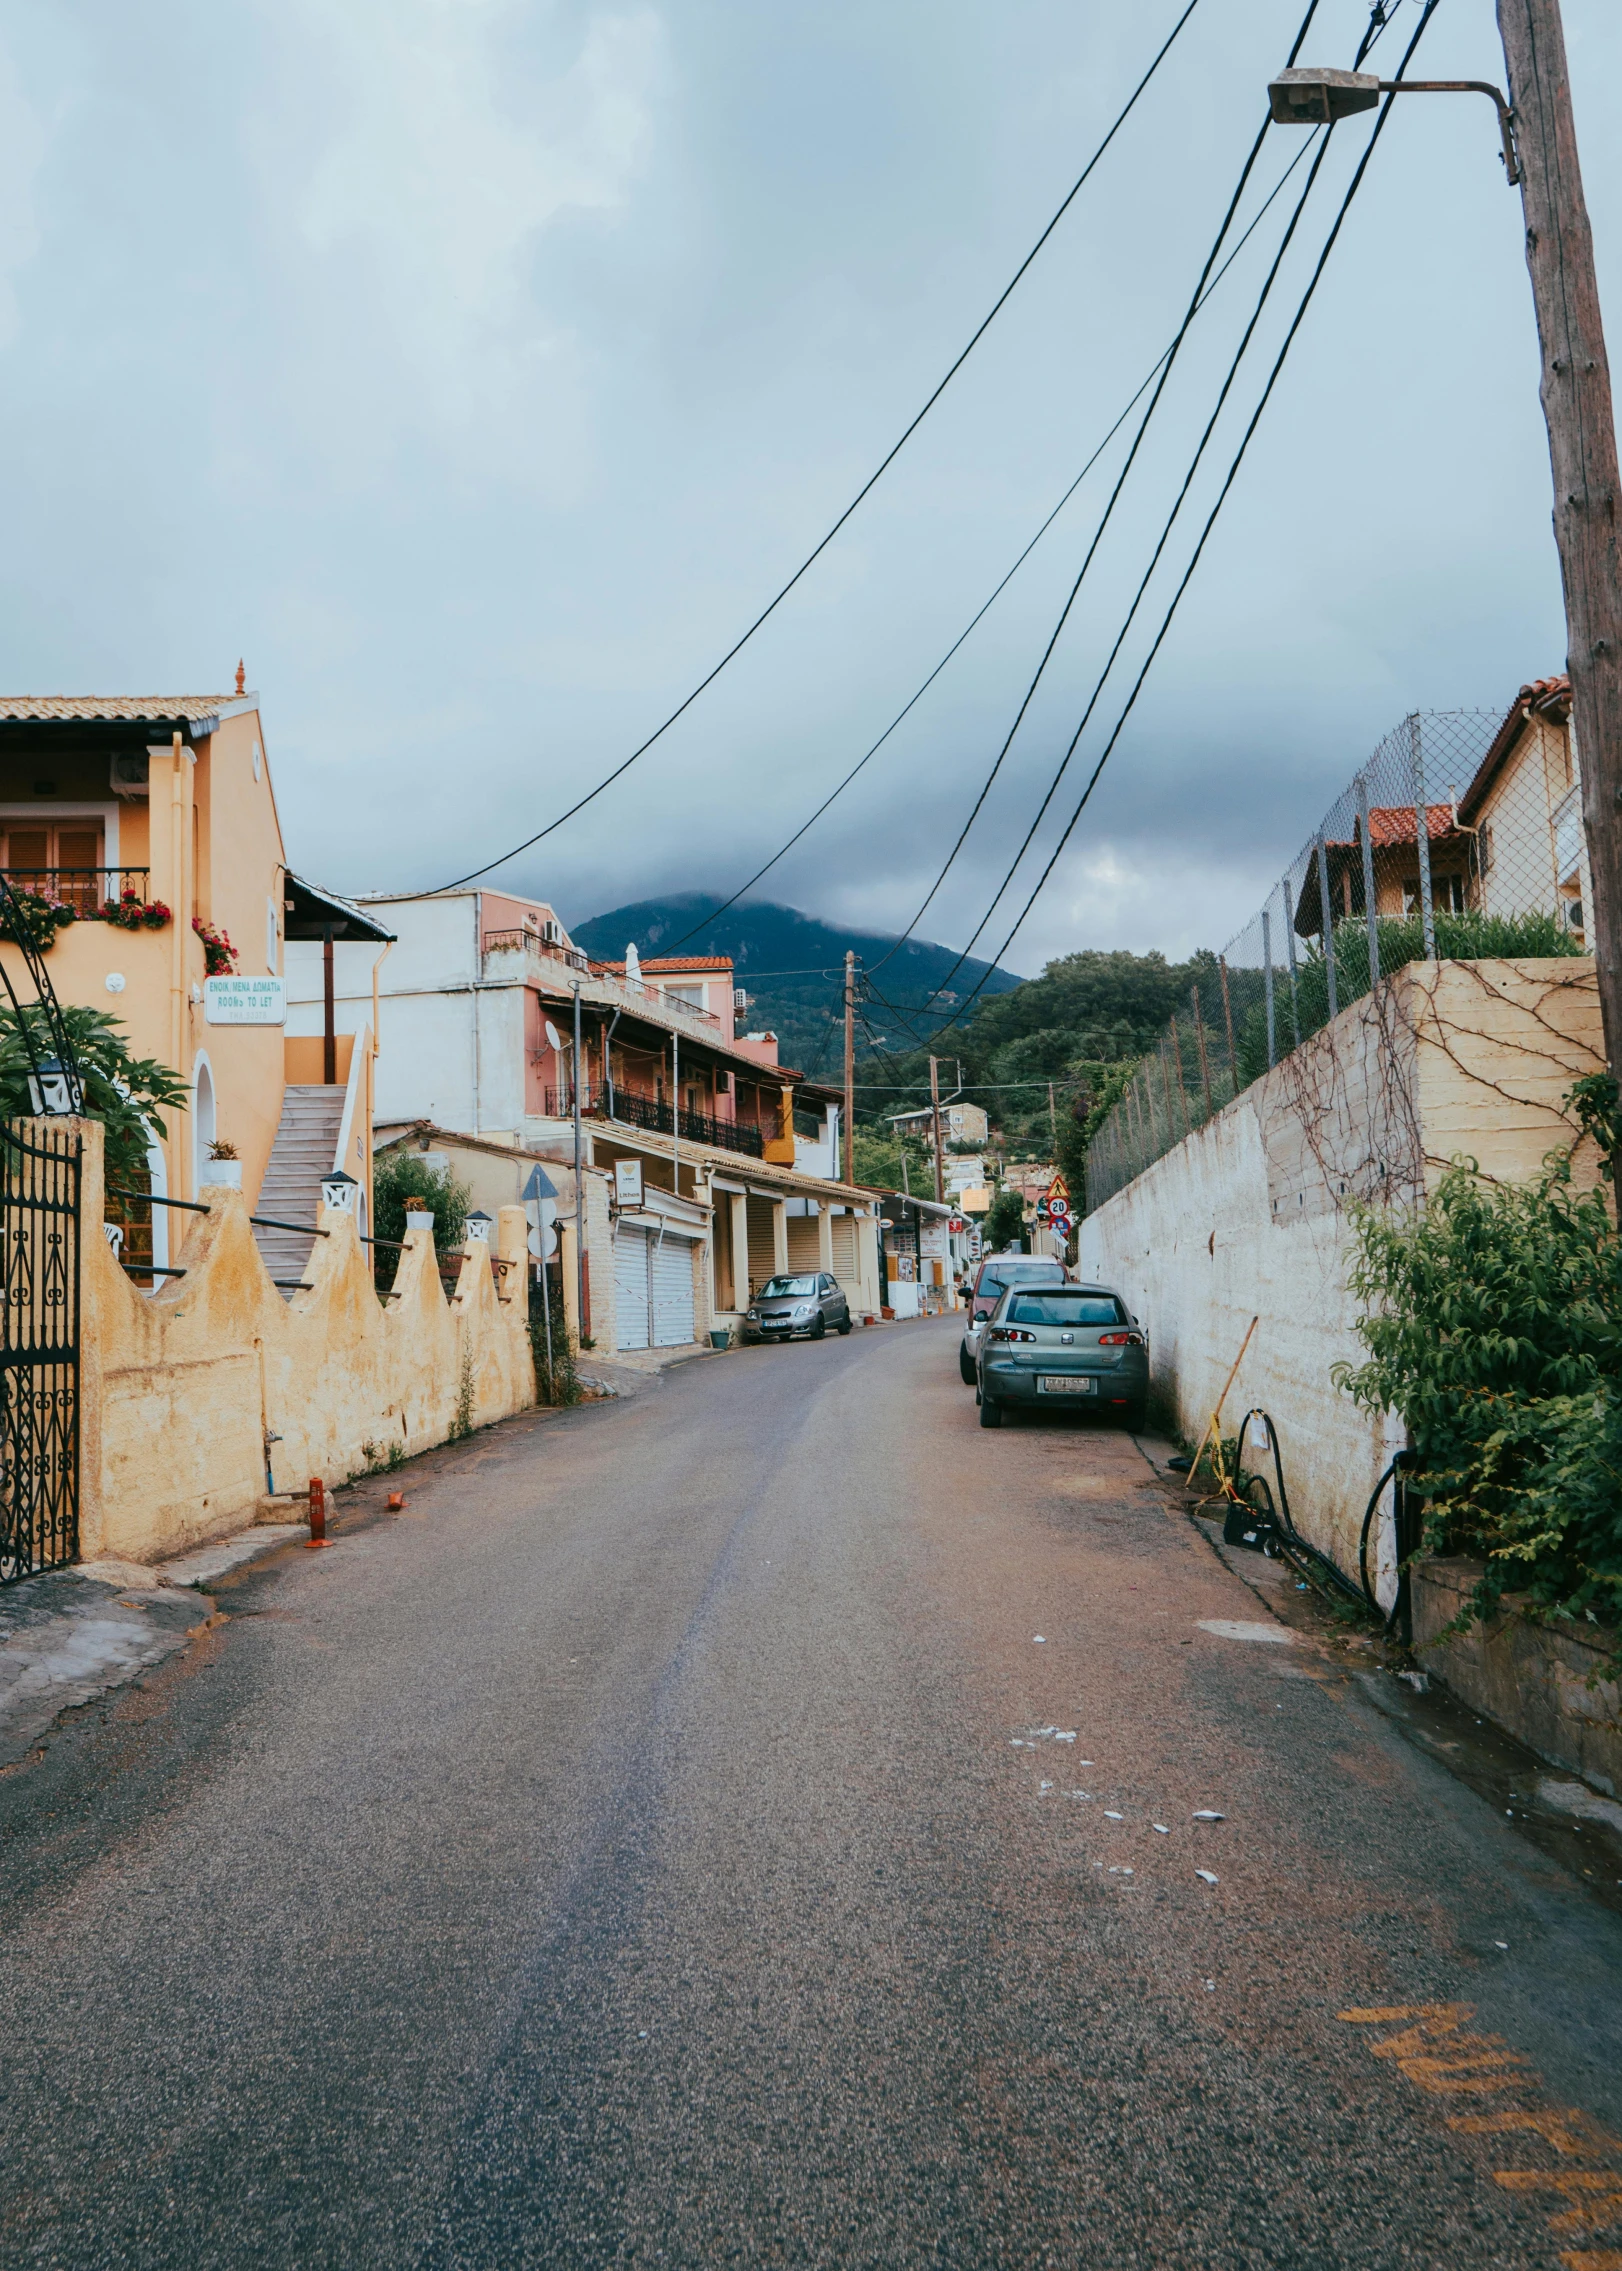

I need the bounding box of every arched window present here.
[192,1054,216,1188]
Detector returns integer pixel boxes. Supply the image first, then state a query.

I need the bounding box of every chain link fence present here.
[1085,694,1590,1212]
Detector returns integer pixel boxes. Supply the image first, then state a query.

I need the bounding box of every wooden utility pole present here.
[1498,0,1622,1077]
[928,1055,945,1205]
[843,951,856,1183]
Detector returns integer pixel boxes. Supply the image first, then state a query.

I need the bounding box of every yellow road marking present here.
[1455,2111,1622,2159]
[1494,2173,1622,2236]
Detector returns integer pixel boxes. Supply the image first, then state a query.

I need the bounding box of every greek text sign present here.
[204,976,287,1025]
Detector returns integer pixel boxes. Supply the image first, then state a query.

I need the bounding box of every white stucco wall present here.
[1080,957,1605,1590]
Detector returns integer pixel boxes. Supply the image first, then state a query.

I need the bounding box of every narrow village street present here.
[1,1322,1618,2269]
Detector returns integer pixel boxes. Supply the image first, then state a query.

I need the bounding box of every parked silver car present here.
[745,1272,853,1343]
[976,1280,1147,1429]
[959,1253,1069,1383]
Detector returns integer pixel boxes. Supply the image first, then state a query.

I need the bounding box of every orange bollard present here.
[305,1476,330,1548]
[386,1491,405,1511]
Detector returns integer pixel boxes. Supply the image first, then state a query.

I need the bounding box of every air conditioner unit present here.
[110,751,150,798]
[541,918,563,945]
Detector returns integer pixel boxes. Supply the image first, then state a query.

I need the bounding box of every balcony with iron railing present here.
[1,867,153,918]
[542,1084,766,1158]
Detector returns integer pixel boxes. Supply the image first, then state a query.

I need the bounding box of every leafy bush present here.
[0,1002,188,1181]
[1237,908,1581,1089]
[372,1149,470,1289]
[1334,1117,1622,1662]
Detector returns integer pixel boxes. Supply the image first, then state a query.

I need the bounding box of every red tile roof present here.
[595,955,734,974]
[1360,803,1462,847]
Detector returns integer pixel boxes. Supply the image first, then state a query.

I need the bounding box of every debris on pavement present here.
[1153,1823,1170,1834]
[1104,1809,1124,1819]
[1195,1870,1220,1886]
[1192,1810,1225,1821]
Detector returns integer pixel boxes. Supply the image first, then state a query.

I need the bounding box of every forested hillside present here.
[569,894,1021,1075]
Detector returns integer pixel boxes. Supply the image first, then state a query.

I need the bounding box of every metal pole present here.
[571,978,585,1342]
[1410,714,1436,959]
[929,1054,945,1205]
[1280,877,1302,1047]
[539,1252,554,1401]
[843,951,856,1183]
[1262,909,1277,1069]
[672,1028,680,1194]
[1192,986,1214,1119]
[322,924,336,1085]
[1316,835,1339,1022]
[1497,0,1622,1081]
[1218,954,1238,1092]
[1359,772,1381,994]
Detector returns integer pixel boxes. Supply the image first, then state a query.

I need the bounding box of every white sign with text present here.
[204,976,287,1025]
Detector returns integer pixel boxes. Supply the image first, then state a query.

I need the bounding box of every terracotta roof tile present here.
[596,955,734,974]
[1458,672,1571,823]
[0,694,244,724]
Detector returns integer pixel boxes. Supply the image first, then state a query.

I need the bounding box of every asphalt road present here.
[2,1318,1620,2269]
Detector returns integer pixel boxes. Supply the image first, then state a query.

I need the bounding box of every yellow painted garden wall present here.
[72,1117,535,1566]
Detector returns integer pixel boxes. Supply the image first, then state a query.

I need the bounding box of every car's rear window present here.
[1007,1293,1126,1326]
[976,1261,1063,1298]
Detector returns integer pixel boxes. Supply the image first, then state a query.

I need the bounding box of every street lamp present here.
[27,1056,82,1116]
[1267,66,1520,181]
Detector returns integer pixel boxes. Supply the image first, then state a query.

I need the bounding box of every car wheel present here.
[959,1349,977,1384]
[811,1314,827,1340]
[837,1312,852,1335]
[1121,1400,1146,1433]
[979,1394,1003,1429]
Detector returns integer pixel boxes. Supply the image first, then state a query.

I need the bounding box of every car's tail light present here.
[987,1326,1037,1344]
[1097,1331,1144,1347]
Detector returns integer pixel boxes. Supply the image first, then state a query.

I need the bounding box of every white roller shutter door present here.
[614,1225,652,1351]
[651,1231,696,1347]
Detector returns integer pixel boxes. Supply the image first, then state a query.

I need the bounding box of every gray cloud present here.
[0,0,1612,975]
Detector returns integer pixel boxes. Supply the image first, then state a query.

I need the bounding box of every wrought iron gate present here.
[0,1119,80,1581]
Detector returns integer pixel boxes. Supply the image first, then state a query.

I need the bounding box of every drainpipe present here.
[603,1006,622,1119]
[322,924,336,1085]
[672,1028,680,1196]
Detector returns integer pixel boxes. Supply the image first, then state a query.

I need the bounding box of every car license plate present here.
[1038,1375,1095,1395]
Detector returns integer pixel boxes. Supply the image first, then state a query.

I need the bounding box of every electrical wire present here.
[424,0,1208,898]
[929,0,1442,1036]
[864,0,1333,984]
[925,114,1347,1000]
[662,126,1324,962]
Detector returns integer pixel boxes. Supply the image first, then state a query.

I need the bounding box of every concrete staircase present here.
[253,1086,345,1292]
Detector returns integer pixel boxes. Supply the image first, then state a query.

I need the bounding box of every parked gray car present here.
[745,1272,852,1343]
[959,1253,1069,1383]
[976,1280,1147,1429]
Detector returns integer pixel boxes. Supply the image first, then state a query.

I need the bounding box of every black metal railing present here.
[1,1118,80,1581]
[543,1085,766,1158]
[1,867,153,918]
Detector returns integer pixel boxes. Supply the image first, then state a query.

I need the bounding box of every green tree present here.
[851,1124,930,1191]
[372,1149,471,1290]
[0,1002,188,1182]
[983,1187,1026,1251]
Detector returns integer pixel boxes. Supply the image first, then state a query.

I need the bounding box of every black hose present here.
[1232,1408,1369,1610]
[1358,1448,1421,1632]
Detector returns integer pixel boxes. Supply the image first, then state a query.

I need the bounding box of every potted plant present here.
[0,887,76,953]
[200,1137,242,1189]
[100,886,172,931]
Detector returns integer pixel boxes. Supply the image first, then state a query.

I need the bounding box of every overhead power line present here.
[663,126,1324,961]
[423,0,1208,897]
[863,0,1337,985]
[933,0,1443,1039]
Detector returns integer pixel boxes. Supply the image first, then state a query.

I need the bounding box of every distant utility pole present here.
[928,1056,945,1205]
[1048,1081,1057,1146]
[1497,0,1622,1079]
[843,951,856,1183]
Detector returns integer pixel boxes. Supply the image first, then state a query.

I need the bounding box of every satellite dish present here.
[543,1019,562,1052]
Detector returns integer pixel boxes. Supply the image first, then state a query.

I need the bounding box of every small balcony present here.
[543,1084,766,1159]
[482,927,589,972]
[1,866,153,918]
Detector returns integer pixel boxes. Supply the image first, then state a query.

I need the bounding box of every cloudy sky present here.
[1,0,1617,977]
